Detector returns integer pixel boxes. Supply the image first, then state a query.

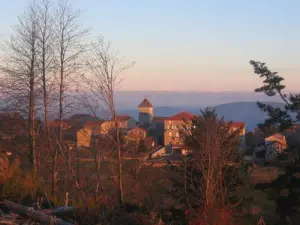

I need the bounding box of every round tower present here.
[138,98,153,125]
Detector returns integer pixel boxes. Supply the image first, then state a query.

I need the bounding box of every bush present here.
[1,155,43,203]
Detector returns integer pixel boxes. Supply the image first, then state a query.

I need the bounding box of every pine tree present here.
[250,60,300,224]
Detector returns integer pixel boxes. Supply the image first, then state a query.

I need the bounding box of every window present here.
[175,132,179,137]
[169,132,172,137]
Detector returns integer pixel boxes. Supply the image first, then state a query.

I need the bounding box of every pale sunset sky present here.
[0,0,299,92]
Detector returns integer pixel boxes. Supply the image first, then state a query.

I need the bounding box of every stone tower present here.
[138,98,153,125]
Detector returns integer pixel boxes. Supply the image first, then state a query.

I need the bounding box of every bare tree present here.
[170,109,242,224]
[54,0,88,143]
[46,0,88,195]
[83,36,135,205]
[0,2,40,175]
[37,0,57,194]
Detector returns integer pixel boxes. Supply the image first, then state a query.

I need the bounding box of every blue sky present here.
[0,0,299,92]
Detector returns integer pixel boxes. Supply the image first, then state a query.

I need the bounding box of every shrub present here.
[1,156,43,203]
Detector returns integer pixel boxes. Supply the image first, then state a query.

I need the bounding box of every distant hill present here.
[114,91,284,108]
[118,101,286,131]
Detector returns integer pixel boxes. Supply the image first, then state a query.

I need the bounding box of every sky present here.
[0,0,299,92]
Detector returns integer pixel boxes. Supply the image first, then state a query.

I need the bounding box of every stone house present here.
[115,115,137,130]
[228,121,247,149]
[63,125,92,148]
[163,111,195,146]
[127,127,147,139]
[124,127,147,146]
[252,133,288,163]
[264,133,288,153]
[84,120,106,135]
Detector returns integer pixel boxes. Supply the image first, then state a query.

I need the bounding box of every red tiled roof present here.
[228,121,245,129]
[138,99,153,108]
[168,111,195,121]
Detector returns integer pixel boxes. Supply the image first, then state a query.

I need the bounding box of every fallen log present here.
[0,200,75,225]
[41,206,75,215]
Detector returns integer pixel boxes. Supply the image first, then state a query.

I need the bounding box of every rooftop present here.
[167,111,195,121]
[138,98,153,108]
[228,121,246,128]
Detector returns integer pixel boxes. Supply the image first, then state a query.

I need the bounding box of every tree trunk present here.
[1,200,74,225]
[59,63,63,144]
[115,117,124,205]
[29,62,36,175]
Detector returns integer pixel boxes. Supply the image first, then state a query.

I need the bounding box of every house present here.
[228,121,246,147]
[127,127,147,139]
[124,127,147,146]
[252,133,288,163]
[228,121,246,136]
[265,133,288,162]
[63,125,92,149]
[115,115,137,130]
[84,120,106,134]
[163,111,195,146]
[264,133,288,153]
[76,128,92,148]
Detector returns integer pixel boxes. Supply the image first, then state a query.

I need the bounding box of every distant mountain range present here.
[113,91,283,108]
[63,91,287,131]
[118,101,286,131]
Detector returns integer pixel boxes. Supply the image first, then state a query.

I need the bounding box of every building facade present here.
[163,111,195,146]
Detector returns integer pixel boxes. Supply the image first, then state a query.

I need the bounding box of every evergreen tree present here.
[250,60,300,224]
[250,61,300,131]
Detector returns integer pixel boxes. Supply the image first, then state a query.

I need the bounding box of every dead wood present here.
[0,200,75,225]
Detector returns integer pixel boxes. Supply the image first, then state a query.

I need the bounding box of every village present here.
[0,0,300,223]
[4,97,291,167]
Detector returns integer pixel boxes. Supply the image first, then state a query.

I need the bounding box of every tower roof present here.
[138,98,153,108]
